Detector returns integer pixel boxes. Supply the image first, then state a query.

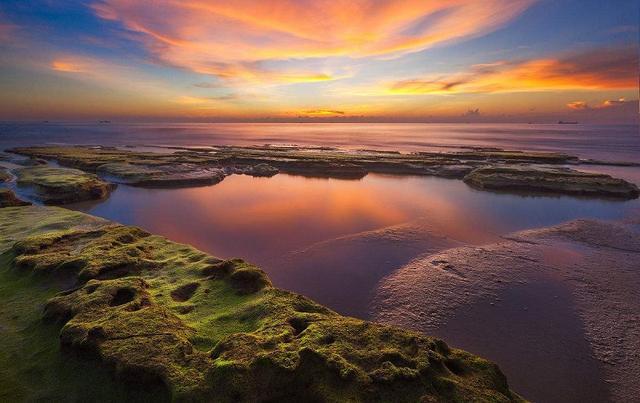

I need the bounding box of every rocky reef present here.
[0,206,523,402]
[0,188,30,207]
[463,165,640,199]
[0,167,12,183]
[14,166,115,204]
[9,145,638,200]
[97,162,226,187]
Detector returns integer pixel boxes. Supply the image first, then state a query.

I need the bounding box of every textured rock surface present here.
[464,165,639,199]
[0,206,523,402]
[372,217,640,402]
[15,166,115,204]
[0,167,12,182]
[11,145,637,199]
[0,188,31,208]
[8,145,576,179]
[97,162,226,187]
[224,163,279,177]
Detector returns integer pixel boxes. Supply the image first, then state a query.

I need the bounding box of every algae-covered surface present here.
[0,207,169,401]
[0,206,523,402]
[9,145,639,200]
[15,166,115,204]
[463,165,640,199]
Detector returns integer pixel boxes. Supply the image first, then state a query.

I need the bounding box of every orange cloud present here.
[51,60,89,73]
[388,47,637,94]
[91,0,534,84]
[301,110,346,117]
[188,62,339,85]
[602,98,627,107]
[566,101,589,110]
[567,98,629,110]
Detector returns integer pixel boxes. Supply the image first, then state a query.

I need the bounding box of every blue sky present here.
[1,0,638,122]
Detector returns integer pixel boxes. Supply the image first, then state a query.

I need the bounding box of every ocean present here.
[2,122,639,402]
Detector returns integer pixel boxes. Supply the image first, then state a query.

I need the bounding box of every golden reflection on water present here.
[140,173,498,261]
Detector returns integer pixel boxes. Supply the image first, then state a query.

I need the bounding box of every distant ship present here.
[558,120,578,124]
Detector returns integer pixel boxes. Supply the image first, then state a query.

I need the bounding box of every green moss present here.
[9,144,589,187]
[0,243,169,402]
[0,206,524,402]
[0,206,106,251]
[15,166,115,204]
[464,165,639,199]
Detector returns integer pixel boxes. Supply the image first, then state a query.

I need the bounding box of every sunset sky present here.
[0,0,638,122]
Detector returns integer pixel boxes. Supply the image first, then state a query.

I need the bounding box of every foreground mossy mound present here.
[0,206,523,402]
[15,166,115,204]
[0,207,170,402]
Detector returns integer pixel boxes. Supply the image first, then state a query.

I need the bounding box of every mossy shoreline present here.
[0,206,524,402]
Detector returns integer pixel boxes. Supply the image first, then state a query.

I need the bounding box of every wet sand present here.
[432,280,610,402]
[271,220,465,318]
[371,217,640,402]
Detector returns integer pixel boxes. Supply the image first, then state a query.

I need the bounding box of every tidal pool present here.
[62,171,640,402]
[68,172,640,317]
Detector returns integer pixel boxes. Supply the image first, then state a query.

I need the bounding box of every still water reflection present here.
[70,173,639,317]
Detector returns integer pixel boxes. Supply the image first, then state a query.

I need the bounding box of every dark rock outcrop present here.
[464,165,639,199]
[0,188,31,207]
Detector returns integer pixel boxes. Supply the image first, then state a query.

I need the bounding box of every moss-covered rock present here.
[464,165,639,199]
[7,145,585,184]
[0,188,31,208]
[15,166,115,204]
[0,167,12,182]
[10,145,637,200]
[224,163,279,177]
[97,162,226,187]
[0,206,523,402]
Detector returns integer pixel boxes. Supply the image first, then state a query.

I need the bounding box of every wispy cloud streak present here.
[388,47,638,94]
[90,0,534,84]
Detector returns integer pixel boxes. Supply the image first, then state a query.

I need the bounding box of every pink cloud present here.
[90,0,535,84]
[0,11,17,42]
[566,98,630,111]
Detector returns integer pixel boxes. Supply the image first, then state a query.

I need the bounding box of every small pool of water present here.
[66,172,640,316]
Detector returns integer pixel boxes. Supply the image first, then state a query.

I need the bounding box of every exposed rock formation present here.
[464,165,640,199]
[9,145,637,201]
[15,166,115,204]
[0,188,30,207]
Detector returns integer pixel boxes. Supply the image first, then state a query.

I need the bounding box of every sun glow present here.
[0,1,637,122]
